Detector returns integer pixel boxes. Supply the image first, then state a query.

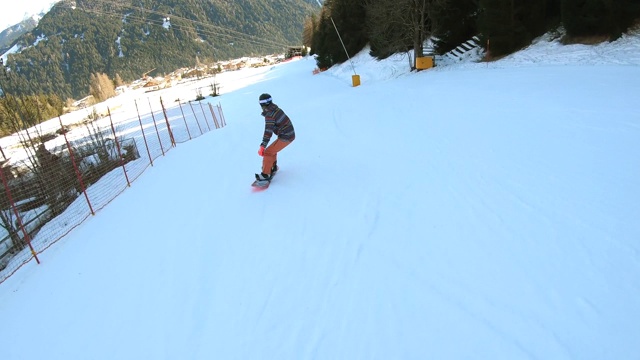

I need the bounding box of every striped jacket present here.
[260,103,295,147]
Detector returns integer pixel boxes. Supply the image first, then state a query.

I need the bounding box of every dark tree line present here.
[308,0,640,68]
[0,93,64,137]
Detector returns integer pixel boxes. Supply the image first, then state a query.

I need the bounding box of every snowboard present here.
[251,177,271,189]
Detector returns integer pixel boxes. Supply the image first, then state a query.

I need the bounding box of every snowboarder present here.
[255,93,295,183]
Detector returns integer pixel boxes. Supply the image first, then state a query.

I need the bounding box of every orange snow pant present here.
[262,138,293,175]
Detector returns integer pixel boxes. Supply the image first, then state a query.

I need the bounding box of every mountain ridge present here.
[0,18,41,53]
[0,1,59,51]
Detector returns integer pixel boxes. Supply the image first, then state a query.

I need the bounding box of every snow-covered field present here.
[1,30,639,359]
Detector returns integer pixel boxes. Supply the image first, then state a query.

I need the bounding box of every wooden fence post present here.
[209,103,220,129]
[198,101,211,132]
[59,116,94,215]
[148,98,166,156]
[160,97,176,147]
[107,108,131,187]
[217,103,227,127]
[0,162,40,264]
[177,100,192,140]
[134,100,154,166]
[188,101,204,135]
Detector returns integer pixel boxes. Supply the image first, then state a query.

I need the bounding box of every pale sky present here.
[0,0,58,31]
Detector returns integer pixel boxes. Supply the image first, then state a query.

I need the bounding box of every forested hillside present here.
[307,0,640,70]
[0,0,317,100]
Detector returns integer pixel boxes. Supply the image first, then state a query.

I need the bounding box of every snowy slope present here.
[0,31,639,360]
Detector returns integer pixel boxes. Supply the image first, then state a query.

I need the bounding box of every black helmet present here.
[259,93,272,106]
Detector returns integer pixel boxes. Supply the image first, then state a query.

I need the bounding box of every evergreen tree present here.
[330,0,369,62]
[311,6,337,69]
[431,0,479,54]
[562,0,640,39]
[311,0,368,69]
[479,0,553,57]
[620,0,640,32]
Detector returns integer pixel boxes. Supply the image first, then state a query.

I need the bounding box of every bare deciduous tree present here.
[366,0,449,69]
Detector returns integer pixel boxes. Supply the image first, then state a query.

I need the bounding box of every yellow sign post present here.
[352,75,361,87]
[416,56,434,70]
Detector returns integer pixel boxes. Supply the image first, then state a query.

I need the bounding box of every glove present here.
[258,145,265,156]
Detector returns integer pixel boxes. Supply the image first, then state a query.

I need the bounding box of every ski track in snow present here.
[1,29,640,359]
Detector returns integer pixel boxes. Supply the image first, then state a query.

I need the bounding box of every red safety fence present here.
[0,96,227,284]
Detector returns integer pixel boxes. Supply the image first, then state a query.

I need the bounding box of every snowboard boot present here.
[255,172,272,182]
[271,161,279,175]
